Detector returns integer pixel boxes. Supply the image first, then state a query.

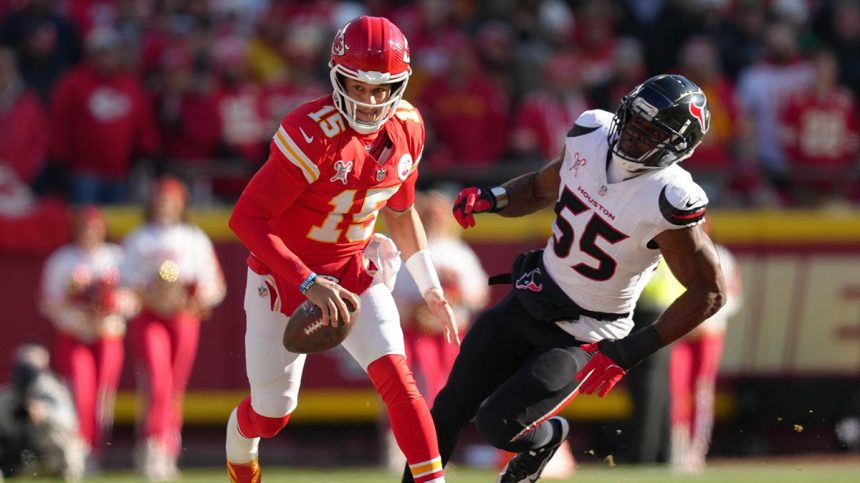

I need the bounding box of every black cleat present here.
[498,417,570,483]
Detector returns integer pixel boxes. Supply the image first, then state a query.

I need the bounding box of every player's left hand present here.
[575,342,627,397]
[423,287,460,345]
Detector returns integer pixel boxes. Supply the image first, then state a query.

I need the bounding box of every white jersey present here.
[121,223,226,309]
[39,243,126,340]
[544,110,708,328]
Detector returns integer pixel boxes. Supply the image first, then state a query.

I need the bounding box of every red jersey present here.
[0,88,49,183]
[780,87,859,168]
[230,95,424,314]
[50,64,159,178]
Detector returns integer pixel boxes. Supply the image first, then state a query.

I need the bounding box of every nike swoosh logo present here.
[299,127,313,143]
[684,199,701,209]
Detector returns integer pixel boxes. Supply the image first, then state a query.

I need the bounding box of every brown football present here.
[282,299,358,354]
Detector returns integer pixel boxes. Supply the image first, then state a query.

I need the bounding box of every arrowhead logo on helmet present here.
[332,27,346,56]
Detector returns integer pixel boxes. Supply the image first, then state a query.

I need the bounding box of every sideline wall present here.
[2,208,858,425]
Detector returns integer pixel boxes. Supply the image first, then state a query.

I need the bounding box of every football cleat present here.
[227,459,261,483]
[498,417,570,483]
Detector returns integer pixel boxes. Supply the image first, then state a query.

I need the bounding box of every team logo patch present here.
[397,153,413,181]
[689,97,709,132]
[515,267,543,292]
[571,152,587,178]
[330,160,353,185]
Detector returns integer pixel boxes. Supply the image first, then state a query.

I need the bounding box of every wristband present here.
[405,250,442,296]
[489,186,509,212]
[299,272,317,294]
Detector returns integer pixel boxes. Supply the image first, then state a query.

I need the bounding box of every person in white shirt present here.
[122,177,226,481]
[39,206,133,469]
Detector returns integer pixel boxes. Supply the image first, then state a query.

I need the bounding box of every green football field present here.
[19,458,860,482]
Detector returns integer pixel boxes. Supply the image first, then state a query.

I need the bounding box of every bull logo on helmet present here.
[332,25,346,56]
[689,97,709,132]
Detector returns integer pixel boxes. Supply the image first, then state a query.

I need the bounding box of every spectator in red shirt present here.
[588,36,648,113]
[574,2,619,91]
[257,18,329,132]
[510,51,589,162]
[212,35,267,165]
[0,46,50,190]
[418,35,509,168]
[154,46,222,166]
[780,47,860,206]
[211,34,268,199]
[50,26,159,205]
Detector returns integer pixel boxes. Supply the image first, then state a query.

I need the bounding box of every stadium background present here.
[1,0,860,474]
[2,208,859,468]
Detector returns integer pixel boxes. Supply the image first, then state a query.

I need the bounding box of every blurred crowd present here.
[1,0,860,209]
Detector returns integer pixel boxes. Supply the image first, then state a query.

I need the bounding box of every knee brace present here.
[236,396,291,439]
[367,354,422,408]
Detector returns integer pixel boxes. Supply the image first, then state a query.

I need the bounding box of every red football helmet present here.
[329,16,411,134]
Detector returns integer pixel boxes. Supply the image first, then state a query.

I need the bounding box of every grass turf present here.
[17,458,860,482]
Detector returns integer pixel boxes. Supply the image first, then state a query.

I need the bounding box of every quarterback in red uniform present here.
[225,16,457,483]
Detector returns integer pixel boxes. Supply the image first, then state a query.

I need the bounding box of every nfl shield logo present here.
[376,168,387,181]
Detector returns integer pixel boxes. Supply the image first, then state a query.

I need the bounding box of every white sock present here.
[226,408,260,464]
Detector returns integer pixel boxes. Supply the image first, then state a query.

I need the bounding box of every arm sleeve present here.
[228,155,315,288]
[386,166,418,211]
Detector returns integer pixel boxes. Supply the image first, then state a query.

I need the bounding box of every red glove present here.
[452,187,500,229]
[575,343,627,397]
[575,326,663,397]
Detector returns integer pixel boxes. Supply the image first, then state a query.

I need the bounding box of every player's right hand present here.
[575,342,627,397]
[303,277,360,328]
[452,187,496,229]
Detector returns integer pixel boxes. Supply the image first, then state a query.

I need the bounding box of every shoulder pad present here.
[658,181,708,227]
[567,110,613,137]
[394,100,422,124]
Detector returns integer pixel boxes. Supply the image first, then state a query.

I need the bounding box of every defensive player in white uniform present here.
[402,74,727,483]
